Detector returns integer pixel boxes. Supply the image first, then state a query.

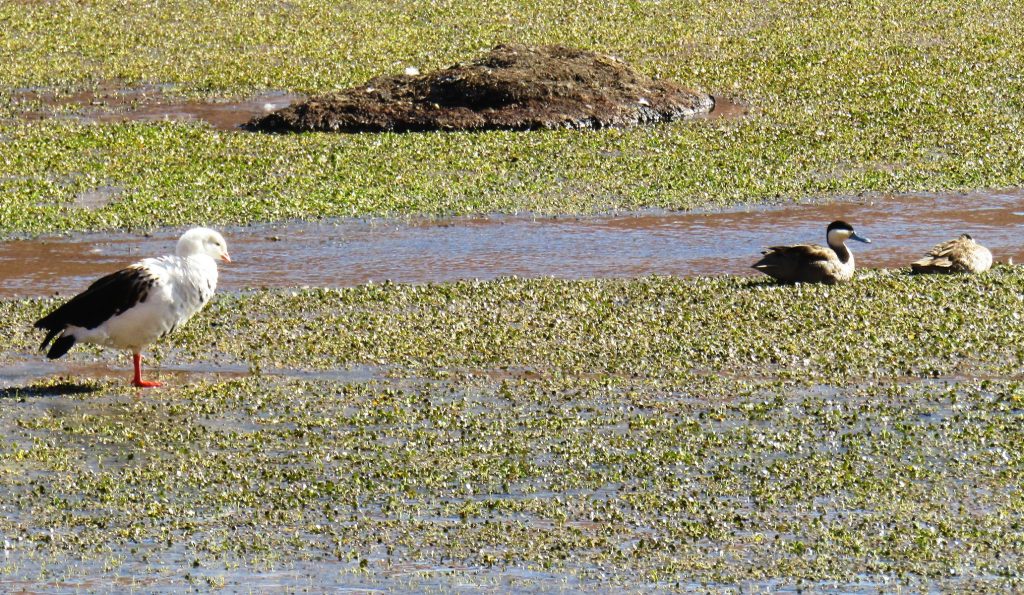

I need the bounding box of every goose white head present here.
[176,227,231,263]
[826,220,870,248]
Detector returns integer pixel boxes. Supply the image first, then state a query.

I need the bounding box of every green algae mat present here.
[1,0,1024,234]
[1,272,1023,590]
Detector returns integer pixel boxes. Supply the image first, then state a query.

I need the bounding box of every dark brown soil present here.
[245,44,714,133]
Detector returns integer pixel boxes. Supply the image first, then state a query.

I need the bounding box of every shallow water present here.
[0,358,386,390]
[13,84,303,131]
[0,189,1020,298]
[0,358,247,392]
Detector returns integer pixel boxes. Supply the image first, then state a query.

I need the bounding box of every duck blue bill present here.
[851,232,871,243]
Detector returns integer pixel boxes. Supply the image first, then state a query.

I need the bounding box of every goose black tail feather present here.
[46,335,76,359]
[38,327,62,351]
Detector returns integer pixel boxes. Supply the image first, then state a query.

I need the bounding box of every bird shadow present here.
[0,382,103,400]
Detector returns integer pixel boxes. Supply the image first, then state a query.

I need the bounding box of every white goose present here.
[34,227,230,387]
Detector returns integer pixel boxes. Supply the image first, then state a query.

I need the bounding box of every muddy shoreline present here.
[10,83,743,131]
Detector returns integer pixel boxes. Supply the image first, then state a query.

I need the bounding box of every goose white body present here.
[66,255,218,352]
[35,227,230,387]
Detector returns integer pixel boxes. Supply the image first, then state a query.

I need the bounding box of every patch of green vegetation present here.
[1,271,1024,588]
[1,0,1024,233]
[4,268,1024,382]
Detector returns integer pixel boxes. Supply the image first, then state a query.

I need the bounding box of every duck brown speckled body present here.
[911,234,992,274]
[752,220,871,284]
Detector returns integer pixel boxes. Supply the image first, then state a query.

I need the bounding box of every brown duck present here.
[752,220,871,284]
[911,234,992,274]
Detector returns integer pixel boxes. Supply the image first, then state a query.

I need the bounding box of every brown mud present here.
[697,96,749,120]
[12,83,302,131]
[0,189,1021,299]
[245,44,714,133]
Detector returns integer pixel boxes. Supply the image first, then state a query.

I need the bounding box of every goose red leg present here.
[132,353,162,388]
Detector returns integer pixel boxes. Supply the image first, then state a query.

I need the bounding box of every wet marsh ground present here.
[1,1,1024,233]
[3,0,1024,591]
[2,273,1024,591]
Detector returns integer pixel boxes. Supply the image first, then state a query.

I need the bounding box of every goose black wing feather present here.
[34,265,159,349]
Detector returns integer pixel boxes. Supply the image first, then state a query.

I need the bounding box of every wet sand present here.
[0,189,1020,298]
